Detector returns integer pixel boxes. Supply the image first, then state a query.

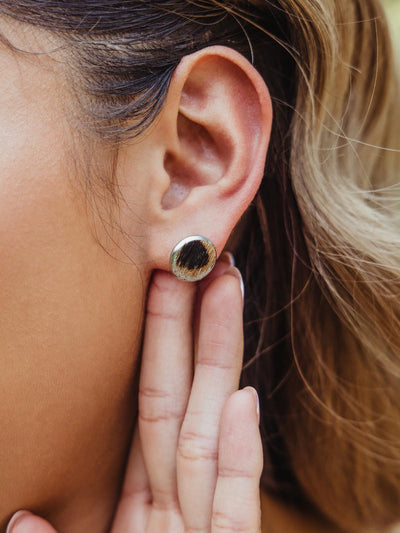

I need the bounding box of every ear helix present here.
[170,236,217,282]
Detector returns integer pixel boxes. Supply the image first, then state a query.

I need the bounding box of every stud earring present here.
[170,236,217,282]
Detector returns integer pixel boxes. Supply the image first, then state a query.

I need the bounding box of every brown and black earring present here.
[170,236,217,282]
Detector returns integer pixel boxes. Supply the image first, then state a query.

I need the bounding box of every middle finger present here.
[177,267,244,532]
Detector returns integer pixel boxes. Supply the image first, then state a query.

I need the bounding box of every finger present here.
[110,425,151,533]
[194,253,237,361]
[212,387,263,533]
[177,268,244,532]
[6,511,58,533]
[196,252,235,306]
[113,260,233,531]
[138,270,196,510]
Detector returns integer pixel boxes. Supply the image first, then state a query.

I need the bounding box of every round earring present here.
[170,236,217,282]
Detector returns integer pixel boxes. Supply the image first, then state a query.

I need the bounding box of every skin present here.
[0,19,149,532]
[0,16,344,533]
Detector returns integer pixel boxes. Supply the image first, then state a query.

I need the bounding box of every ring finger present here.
[177,267,244,532]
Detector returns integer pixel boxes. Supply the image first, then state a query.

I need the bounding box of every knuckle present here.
[212,510,252,532]
[146,293,180,321]
[138,410,182,423]
[120,486,152,505]
[198,320,240,367]
[178,431,218,462]
[139,387,183,423]
[151,491,180,512]
[146,307,180,321]
[139,386,171,399]
[218,466,253,479]
[197,353,236,370]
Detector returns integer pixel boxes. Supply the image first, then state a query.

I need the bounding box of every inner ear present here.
[159,51,268,217]
[162,113,225,210]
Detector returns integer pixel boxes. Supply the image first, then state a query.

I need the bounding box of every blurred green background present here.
[384,0,400,54]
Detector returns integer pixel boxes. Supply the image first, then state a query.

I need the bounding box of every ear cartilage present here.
[170,236,217,282]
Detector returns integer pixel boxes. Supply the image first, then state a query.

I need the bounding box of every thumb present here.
[6,511,58,533]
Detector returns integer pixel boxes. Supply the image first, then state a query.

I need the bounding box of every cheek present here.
[0,56,145,513]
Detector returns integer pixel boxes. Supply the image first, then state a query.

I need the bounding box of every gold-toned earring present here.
[170,236,217,282]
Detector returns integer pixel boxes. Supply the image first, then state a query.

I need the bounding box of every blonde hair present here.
[1,1,399,531]
[239,2,400,531]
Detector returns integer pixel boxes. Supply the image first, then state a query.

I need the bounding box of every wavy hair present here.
[1,1,399,531]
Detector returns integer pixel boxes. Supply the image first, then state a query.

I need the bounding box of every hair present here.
[1,1,399,531]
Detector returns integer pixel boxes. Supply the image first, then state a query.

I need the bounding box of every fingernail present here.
[245,386,260,424]
[225,266,245,302]
[6,511,33,533]
[220,251,235,266]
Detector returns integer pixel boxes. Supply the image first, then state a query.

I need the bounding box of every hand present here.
[6,256,263,533]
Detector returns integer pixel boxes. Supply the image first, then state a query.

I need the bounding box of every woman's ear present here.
[116,45,272,272]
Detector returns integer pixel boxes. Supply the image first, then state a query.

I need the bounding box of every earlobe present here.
[139,45,272,275]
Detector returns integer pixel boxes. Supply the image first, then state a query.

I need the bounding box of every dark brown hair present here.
[1,2,400,531]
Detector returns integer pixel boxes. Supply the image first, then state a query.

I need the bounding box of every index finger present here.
[137,270,197,510]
